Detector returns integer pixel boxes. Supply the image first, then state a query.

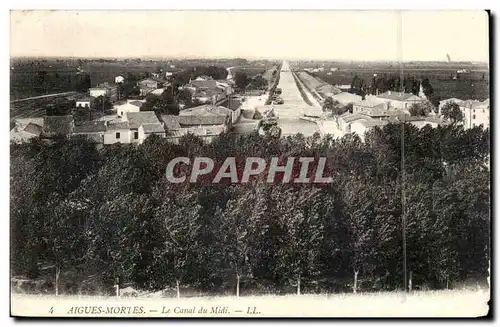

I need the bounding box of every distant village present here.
[10,68,249,146]
[10,62,490,146]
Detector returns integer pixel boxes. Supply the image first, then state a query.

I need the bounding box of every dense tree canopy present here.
[11,124,490,295]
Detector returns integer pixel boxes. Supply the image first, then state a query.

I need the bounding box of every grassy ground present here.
[11,289,490,317]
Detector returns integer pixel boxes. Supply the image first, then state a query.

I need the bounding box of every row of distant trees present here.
[349,74,434,101]
[11,122,489,296]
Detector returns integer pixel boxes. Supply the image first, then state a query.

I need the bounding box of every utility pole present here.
[397,10,407,293]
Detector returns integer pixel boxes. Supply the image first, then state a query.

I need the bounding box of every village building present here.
[180,103,240,125]
[375,91,425,110]
[330,92,362,106]
[76,96,95,109]
[89,82,118,102]
[114,100,144,117]
[115,75,125,84]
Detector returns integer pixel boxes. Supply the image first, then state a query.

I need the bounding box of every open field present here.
[293,61,490,101]
[11,289,490,317]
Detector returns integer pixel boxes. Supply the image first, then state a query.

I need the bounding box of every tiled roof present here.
[339,113,367,123]
[125,111,161,129]
[77,96,95,102]
[128,100,144,107]
[176,115,227,126]
[141,123,165,133]
[377,92,423,101]
[358,119,389,128]
[331,92,362,103]
[161,115,182,130]
[106,121,130,130]
[180,104,233,116]
[42,115,74,136]
[24,122,43,135]
[190,80,218,89]
[74,121,107,133]
[79,133,104,144]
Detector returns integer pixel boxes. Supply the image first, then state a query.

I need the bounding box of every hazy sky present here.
[10,10,489,62]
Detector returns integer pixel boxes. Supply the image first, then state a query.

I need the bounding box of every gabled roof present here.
[125,111,161,129]
[77,96,95,102]
[24,122,43,135]
[339,113,367,123]
[331,92,362,103]
[354,97,386,109]
[141,123,166,133]
[14,118,44,129]
[128,100,144,107]
[377,91,423,101]
[189,80,218,89]
[176,115,227,126]
[138,78,160,85]
[357,119,389,128]
[161,115,182,130]
[439,97,464,104]
[74,120,107,133]
[106,121,130,130]
[180,104,233,116]
[42,115,74,136]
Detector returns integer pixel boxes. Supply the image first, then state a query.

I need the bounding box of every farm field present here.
[11,289,490,317]
[293,61,490,101]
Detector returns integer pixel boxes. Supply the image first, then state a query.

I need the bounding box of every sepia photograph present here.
[9,9,491,318]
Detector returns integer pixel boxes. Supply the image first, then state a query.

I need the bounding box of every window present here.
[116,132,120,139]
[472,114,476,119]
[134,132,138,139]
[473,123,476,128]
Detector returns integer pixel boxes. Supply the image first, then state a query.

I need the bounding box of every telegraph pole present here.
[397,10,408,293]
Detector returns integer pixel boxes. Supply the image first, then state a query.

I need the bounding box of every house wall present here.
[76,100,91,109]
[350,122,369,141]
[104,129,132,144]
[138,129,166,144]
[89,88,107,98]
[461,107,489,130]
[378,99,423,110]
[116,104,141,117]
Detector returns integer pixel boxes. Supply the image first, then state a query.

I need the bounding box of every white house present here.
[438,98,490,130]
[138,123,166,144]
[115,75,125,84]
[180,104,240,125]
[350,119,388,142]
[114,100,143,117]
[461,99,490,130]
[103,111,163,145]
[104,121,132,144]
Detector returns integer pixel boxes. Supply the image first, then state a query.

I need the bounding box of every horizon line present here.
[9,55,489,64]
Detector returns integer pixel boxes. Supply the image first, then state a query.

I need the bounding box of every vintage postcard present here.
[9,10,490,318]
